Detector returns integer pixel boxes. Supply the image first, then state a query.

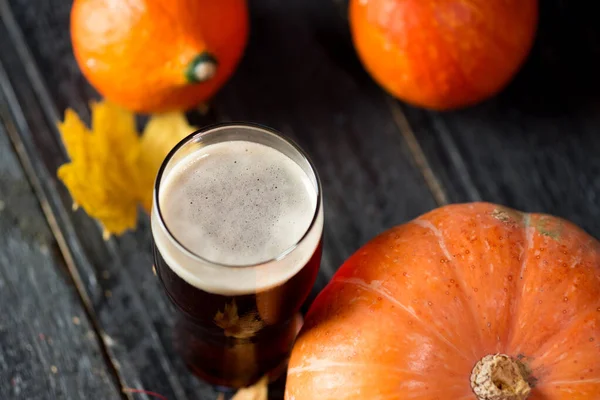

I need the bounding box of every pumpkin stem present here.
[470,354,531,400]
[186,52,218,83]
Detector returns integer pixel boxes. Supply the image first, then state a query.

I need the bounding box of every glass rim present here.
[152,122,323,269]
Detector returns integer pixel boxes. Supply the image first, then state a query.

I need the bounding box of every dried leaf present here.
[214,299,265,339]
[57,101,139,237]
[231,375,268,400]
[56,99,195,237]
[137,111,195,212]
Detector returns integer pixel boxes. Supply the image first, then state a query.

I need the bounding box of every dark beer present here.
[150,124,323,388]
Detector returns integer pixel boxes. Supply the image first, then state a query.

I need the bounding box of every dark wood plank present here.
[0,3,217,399]
[2,0,442,398]
[0,97,121,399]
[397,1,600,238]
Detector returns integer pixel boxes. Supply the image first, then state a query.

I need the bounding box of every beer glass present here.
[150,123,323,389]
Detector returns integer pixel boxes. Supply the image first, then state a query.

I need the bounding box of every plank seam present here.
[0,2,192,397]
[0,3,135,399]
[385,96,449,206]
[0,64,128,400]
[429,113,483,201]
[0,0,62,125]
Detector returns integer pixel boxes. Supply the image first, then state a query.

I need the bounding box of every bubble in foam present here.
[158,140,317,266]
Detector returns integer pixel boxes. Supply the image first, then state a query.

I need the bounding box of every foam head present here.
[151,126,323,295]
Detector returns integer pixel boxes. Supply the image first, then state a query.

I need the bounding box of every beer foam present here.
[152,140,323,295]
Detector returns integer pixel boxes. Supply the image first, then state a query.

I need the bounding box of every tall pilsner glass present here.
[150,123,323,389]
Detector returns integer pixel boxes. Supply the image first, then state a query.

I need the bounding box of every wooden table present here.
[1,0,599,398]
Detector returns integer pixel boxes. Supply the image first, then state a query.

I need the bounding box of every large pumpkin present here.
[286,203,600,399]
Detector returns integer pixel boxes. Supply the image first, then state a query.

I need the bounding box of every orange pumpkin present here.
[349,0,539,110]
[286,203,600,399]
[70,0,249,113]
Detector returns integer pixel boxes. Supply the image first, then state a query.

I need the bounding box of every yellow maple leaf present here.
[57,100,195,238]
[136,111,193,212]
[214,299,265,339]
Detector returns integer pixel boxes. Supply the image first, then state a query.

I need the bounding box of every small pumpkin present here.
[349,0,539,110]
[286,203,600,399]
[70,0,249,113]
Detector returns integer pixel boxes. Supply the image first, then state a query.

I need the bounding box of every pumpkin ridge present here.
[505,213,600,360]
[566,246,584,270]
[546,378,600,385]
[333,277,470,359]
[506,213,533,348]
[287,359,419,377]
[412,218,485,349]
[530,308,599,362]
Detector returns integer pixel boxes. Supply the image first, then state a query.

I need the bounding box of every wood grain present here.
[2,0,440,398]
[0,101,121,399]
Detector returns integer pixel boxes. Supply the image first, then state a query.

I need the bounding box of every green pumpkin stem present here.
[186,52,218,84]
